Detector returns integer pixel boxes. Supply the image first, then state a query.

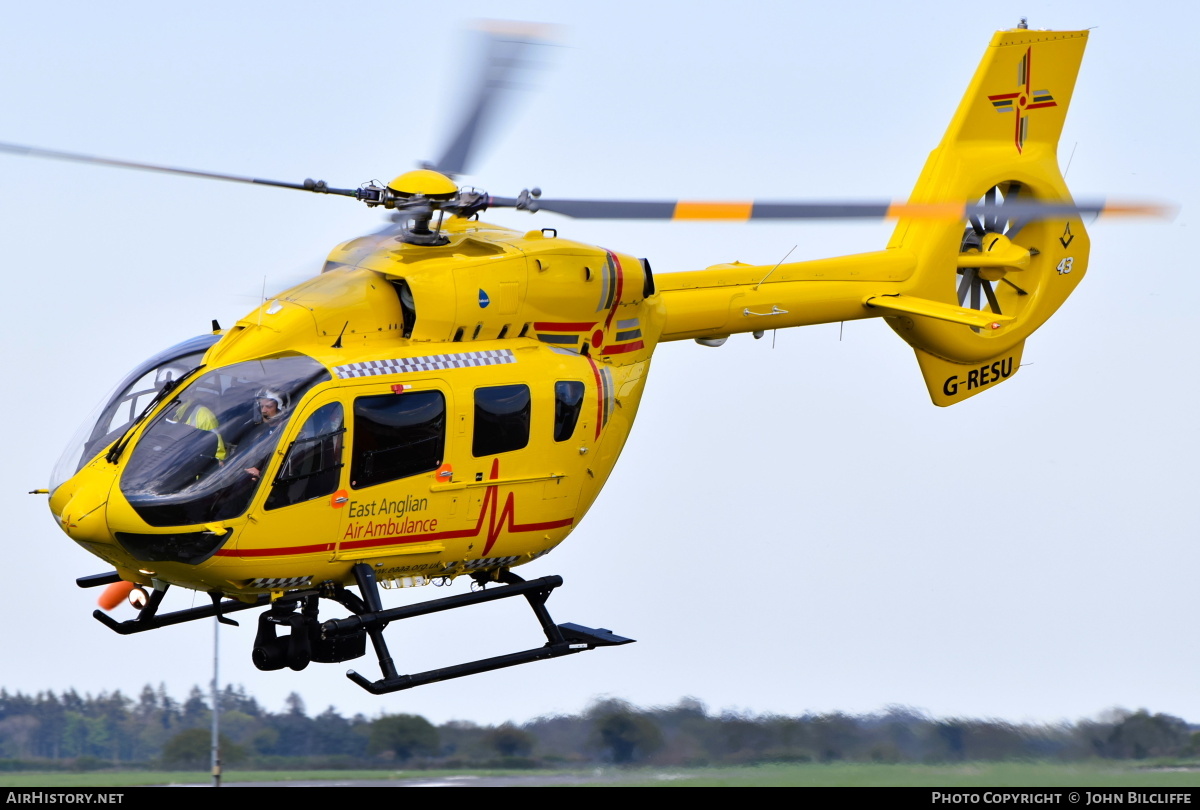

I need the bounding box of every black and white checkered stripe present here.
[463,555,521,570]
[249,576,313,589]
[333,349,516,379]
[461,549,551,571]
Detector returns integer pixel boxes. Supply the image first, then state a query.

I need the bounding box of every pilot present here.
[256,391,283,423]
[243,389,288,481]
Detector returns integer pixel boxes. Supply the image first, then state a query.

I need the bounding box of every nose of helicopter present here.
[49,462,117,547]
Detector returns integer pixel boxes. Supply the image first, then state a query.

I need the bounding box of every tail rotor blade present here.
[957,268,977,306]
[982,279,1002,315]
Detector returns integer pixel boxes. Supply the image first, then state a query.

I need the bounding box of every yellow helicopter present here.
[16,22,1153,695]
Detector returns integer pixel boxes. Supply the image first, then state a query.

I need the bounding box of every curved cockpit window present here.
[50,334,220,493]
[119,355,331,527]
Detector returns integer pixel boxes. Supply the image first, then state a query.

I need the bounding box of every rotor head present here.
[388,169,458,200]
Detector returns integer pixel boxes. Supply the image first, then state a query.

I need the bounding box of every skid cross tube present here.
[324,574,568,633]
[329,565,633,695]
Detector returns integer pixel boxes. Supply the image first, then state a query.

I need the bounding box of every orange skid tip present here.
[97,580,135,611]
[673,201,753,221]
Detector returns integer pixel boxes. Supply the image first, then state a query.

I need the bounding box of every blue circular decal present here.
[478,289,491,308]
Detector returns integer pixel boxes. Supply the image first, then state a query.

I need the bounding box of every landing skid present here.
[78,572,266,631]
[78,565,633,693]
[335,565,632,694]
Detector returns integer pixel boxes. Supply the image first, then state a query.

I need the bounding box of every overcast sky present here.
[1,0,1196,728]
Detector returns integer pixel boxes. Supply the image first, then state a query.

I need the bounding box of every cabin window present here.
[554,381,585,442]
[473,384,530,457]
[265,402,345,510]
[351,391,445,489]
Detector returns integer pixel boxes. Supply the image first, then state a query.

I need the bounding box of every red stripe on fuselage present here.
[535,321,596,331]
[586,353,604,441]
[600,340,644,355]
[215,542,334,558]
[602,251,624,331]
[215,459,573,559]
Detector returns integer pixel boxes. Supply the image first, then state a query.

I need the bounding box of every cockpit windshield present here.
[49,334,220,494]
[118,354,330,527]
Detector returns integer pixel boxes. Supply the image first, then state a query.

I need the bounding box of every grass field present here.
[604,762,1200,787]
[2,762,1200,788]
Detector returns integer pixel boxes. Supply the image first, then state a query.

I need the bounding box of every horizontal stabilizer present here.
[864,294,1016,330]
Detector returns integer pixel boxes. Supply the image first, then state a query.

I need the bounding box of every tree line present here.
[0,685,1194,771]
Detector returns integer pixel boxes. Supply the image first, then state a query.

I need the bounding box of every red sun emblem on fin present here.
[987,46,1057,154]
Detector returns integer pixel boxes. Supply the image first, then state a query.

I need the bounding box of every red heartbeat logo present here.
[221,459,573,559]
[476,459,573,555]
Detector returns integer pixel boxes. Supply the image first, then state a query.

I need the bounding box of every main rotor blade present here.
[431,22,558,177]
[0,140,360,197]
[1002,182,1024,236]
[489,196,1173,222]
[984,186,998,232]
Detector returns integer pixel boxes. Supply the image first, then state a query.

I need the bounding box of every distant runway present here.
[169,771,690,787]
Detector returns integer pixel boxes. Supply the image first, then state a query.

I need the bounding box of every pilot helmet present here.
[255,388,288,414]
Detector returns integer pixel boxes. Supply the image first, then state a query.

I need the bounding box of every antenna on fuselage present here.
[331,320,349,349]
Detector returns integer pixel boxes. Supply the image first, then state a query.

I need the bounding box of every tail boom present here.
[656,27,1092,406]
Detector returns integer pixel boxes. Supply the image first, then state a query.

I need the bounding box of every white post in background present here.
[211,615,221,788]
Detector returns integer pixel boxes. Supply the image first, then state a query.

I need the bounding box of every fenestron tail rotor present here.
[957,182,1028,331]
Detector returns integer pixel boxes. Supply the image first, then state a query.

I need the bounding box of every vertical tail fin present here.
[887,28,1090,405]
